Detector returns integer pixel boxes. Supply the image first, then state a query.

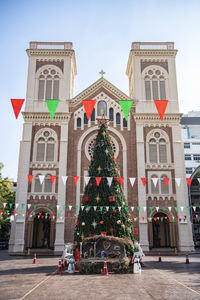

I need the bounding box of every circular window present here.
[51,70,56,75]
[44,131,50,137]
[148,70,153,75]
[154,132,160,139]
[155,70,161,75]
[43,69,49,74]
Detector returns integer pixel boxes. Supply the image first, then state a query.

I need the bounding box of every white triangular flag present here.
[107,177,113,187]
[38,215,40,219]
[3,203,6,208]
[56,205,60,210]
[131,206,134,212]
[118,206,121,212]
[15,203,19,209]
[157,217,160,220]
[197,178,200,184]
[134,218,137,221]
[106,206,109,211]
[69,205,72,211]
[180,206,184,212]
[143,206,146,212]
[27,204,31,209]
[45,216,47,219]
[84,177,90,186]
[93,206,97,211]
[193,206,196,211]
[152,178,158,187]
[175,178,181,187]
[129,177,136,187]
[81,206,84,211]
[53,216,55,219]
[62,176,68,185]
[155,207,159,212]
[168,206,172,211]
[39,175,45,184]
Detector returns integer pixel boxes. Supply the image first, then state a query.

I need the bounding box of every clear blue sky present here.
[1,0,200,180]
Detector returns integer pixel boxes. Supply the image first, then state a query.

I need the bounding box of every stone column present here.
[54,122,69,253]
[9,122,32,254]
[135,121,149,251]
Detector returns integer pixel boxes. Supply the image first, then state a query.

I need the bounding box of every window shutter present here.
[149,144,157,163]
[34,178,42,192]
[53,80,59,99]
[36,143,45,161]
[145,80,151,100]
[152,80,159,100]
[160,80,166,100]
[77,118,81,127]
[46,80,52,99]
[46,144,55,161]
[159,144,167,163]
[44,178,52,193]
[38,80,45,100]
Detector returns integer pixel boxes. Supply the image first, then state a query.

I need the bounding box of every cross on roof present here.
[99,69,106,77]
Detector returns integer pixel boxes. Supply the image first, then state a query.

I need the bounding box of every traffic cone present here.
[57,259,62,274]
[158,253,162,263]
[102,258,108,276]
[32,253,36,264]
[185,253,189,264]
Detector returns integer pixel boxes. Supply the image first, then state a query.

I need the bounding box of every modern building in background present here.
[9,41,194,254]
[181,111,200,247]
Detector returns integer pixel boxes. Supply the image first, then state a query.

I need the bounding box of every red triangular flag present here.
[82,100,96,120]
[50,175,56,184]
[96,177,102,187]
[154,100,168,120]
[141,177,147,187]
[73,176,79,185]
[116,177,124,186]
[27,175,33,184]
[10,99,25,119]
[186,178,192,188]
[163,177,170,187]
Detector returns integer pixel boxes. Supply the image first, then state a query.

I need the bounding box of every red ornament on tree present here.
[112,157,115,162]
[100,220,104,225]
[89,232,92,237]
[89,183,93,187]
[114,208,117,214]
[82,196,90,203]
[91,158,95,161]
[109,196,115,202]
[101,232,107,236]
[109,227,114,234]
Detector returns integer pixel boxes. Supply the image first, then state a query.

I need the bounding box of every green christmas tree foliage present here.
[74,124,135,255]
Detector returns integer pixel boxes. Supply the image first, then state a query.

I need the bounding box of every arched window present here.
[91,109,95,121]
[33,173,54,193]
[148,131,169,164]
[97,101,107,116]
[144,69,167,100]
[149,138,157,163]
[161,175,169,194]
[159,139,167,163]
[38,69,60,100]
[84,113,88,124]
[151,175,159,194]
[35,130,57,162]
[116,113,120,125]
[44,175,52,193]
[77,118,81,128]
[123,118,127,128]
[109,108,114,121]
[34,174,42,193]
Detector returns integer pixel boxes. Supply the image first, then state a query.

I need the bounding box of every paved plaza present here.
[0,251,200,300]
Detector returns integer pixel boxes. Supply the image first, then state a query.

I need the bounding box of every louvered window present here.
[151,176,159,194]
[152,79,159,100]
[38,69,60,100]
[46,138,55,161]
[44,176,52,193]
[34,177,42,192]
[45,79,52,99]
[38,79,45,100]
[36,138,45,161]
[53,79,59,99]
[160,78,166,100]
[161,175,169,194]
[149,139,157,163]
[159,139,167,163]
[145,79,151,100]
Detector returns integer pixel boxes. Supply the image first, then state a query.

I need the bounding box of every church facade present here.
[9,41,194,254]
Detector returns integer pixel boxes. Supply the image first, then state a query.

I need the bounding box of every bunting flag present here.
[56,205,60,210]
[93,206,97,211]
[96,177,102,187]
[69,205,72,211]
[116,177,124,186]
[62,176,68,185]
[180,206,184,212]
[129,177,136,187]
[3,203,6,208]
[119,100,133,120]
[84,176,90,186]
[143,206,146,212]
[39,175,45,184]
[193,206,196,211]
[82,100,96,120]
[73,176,79,185]
[154,100,168,120]
[10,99,25,119]
[46,99,60,120]
[118,207,121,212]
[50,175,56,184]
[197,178,200,184]
[27,204,31,209]
[28,175,33,184]
[155,207,159,212]
[141,177,147,187]
[131,206,134,212]
[81,206,84,211]
[168,207,172,212]
[163,177,170,187]
[186,178,192,188]
[152,177,158,187]
[175,178,181,187]
[107,177,113,187]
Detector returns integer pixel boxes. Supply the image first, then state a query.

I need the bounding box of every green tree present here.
[74,124,135,255]
[0,163,15,240]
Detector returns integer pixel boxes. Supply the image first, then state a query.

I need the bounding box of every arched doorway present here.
[152,213,170,248]
[32,212,51,248]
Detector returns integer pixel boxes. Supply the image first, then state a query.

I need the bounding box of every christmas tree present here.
[74,123,135,255]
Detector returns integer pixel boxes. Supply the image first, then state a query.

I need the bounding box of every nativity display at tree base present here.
[77,235,134,274]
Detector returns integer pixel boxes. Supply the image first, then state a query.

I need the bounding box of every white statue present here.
[67,254,75,274]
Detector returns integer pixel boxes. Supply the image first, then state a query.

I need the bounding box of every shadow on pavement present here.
[0,265,57,276]
[145,260,200,275]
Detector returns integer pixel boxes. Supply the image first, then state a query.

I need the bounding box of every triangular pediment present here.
[70,77,130,107]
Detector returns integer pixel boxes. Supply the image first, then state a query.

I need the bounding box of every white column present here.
[136,121,149,251]
[172,124,194,251]
[54,122,69,253]
[9,122,32,254]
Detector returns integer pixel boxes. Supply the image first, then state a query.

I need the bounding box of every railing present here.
[132,42,174,50]
[29,41,73,50]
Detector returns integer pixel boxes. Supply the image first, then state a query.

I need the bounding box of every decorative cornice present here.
[30,162,58,169]
[22,112,71,125]
[70,77,131,107]
[134,113,182,123]
[131,49,178,57]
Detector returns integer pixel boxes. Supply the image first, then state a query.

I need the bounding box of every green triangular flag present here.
[34,204,37,209]
[148,217,151,221]
[58,213,60,216]
[162,206,166,211]
[21,203,25,208]
[125,206,128,211]
[186,206,190,211]
[9,204,13,208]
[87,206,91,212]
[46,99,60,120]
[62,205,66,210]
[75,205,78,211]
[100,206,103,212]
[50,205,54,210]
[174,206,178,212]
[149,206,153,212]
[137,206,140,211]
[45,213,48,216]
[33,212,35,215]
[119,100,133,120]
[112,206,115,211]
